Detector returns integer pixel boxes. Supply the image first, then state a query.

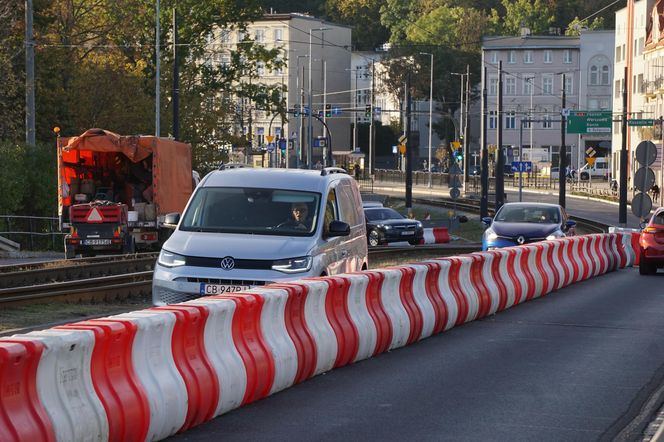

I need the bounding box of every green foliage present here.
[489,0,555,35]
[325,0,389,50]
[564,16,605,36]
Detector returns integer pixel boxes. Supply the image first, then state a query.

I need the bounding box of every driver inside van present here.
[280,203,311,230]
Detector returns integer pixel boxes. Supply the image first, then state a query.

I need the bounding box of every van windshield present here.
[179,187,321,236]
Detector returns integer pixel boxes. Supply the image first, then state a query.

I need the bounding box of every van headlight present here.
[158,249,186,267]
[272,256,312,273]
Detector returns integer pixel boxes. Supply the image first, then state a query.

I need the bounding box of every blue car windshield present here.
[495,206,560,224]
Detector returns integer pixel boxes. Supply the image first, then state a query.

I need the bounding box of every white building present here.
[213,13,351,167]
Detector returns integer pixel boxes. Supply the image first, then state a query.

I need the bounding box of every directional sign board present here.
[511,161,532,173]
[566,110,612,134]
[628,119,655,127]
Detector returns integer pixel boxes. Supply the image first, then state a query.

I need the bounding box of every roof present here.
[200,167,351,194]
[482,35,580,50]
[256,13,352,30]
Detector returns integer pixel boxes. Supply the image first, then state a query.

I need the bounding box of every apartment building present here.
[212,13,351,167]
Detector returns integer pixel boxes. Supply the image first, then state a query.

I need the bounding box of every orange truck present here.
[57,128,196,258]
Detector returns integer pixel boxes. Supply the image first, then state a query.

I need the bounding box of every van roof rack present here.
[320,167,347,176]
[218,162,249,171]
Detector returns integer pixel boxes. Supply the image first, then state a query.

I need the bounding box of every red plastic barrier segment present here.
[593,235,607,275]
[485,251,510,312]
[268,283,317,385]
[321,277,360,368]
[432,227,450,243]
[517,247,538,301]
[435,257,469,326]
[395,267,424,345]
[565,238,581,283]
[577,236,592,280]
[0,340,55,442]
[212,294,275,406]
[467,255,492,319]
[56,320,150,442]
[631,232,640,266]
[616,233,628,268]
[531,244,550,297]
[503,249,525,305]
[557,239,573,287]
[363,271,393,356]
[151,305,219,432]
[421,263,449,335]
[544,243,561,292]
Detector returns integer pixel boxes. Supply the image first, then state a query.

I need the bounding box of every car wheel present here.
[368,229,380,247]
[639,254,657,275]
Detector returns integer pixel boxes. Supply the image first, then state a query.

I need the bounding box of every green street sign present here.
[628,119,655,127]
[566,110,612,134]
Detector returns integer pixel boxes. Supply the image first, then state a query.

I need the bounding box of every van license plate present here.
[82,239,112,245]
[200,284,251,295]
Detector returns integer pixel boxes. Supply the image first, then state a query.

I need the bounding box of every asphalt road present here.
[172,268,664,442]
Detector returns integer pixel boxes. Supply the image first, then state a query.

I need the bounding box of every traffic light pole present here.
[480,66,489,218]
[558,74,567,208]
[405,73,413,214]
[495,61,505,211]
[619,66,628,225]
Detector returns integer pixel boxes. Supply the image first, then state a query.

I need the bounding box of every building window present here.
[542,75,553,95]
[505,77,516,95]
[489,77,498,95]
[522,74,534,95]
[524,50,533,63]
[489,111,497,129]
[257,61,265,76]
[505,112,516,129]
[542,114,552,129]
[544,50,552,63]
[491,51,498,63]
[255,29,265,43]
[564,76,573,95]
[588,99,599,109]
[508,50,516,63]
[600,99,609,109]
[220,30,231,44]
[601,65,610,85]
[615,79,621,98]
[563,50,572,64]
[616,45,622,62]
[273,28,283,42]
[590,65,599,85]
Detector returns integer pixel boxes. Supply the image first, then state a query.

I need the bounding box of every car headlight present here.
[272,256,312,273]
[380,224,392,230]
[416,221,423,228]
[546,231,564,241]
[485,228,498,241]
[158,249,186,267]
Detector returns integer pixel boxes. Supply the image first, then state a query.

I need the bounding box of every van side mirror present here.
[326,220,350,238]
[163,212,181,230]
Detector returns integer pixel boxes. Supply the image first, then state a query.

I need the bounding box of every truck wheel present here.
[64,244,75,259]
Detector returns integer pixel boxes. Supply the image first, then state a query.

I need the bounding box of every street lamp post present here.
[296,55,309,169]
[420,52,434,188]
[309,27,330,169]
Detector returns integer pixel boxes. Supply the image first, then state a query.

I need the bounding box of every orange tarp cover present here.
[59,128,193,215]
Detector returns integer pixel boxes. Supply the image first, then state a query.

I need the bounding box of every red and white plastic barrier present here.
[0,233,636,442]
[422,227,449,244]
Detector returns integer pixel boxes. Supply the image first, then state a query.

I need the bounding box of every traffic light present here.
[455,148,463,162]
[365,104,371,117]
[293,108,300,117]
[318,110,324,118]
[325,104,332,118]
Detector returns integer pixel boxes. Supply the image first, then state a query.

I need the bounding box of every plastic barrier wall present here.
[0,233,633,441]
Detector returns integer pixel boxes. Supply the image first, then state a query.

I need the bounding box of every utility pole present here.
[496,61,505,211]
[172,7,179,141]
[25,0,35,146]
[480,66,489,218]
[619,66,628,225]
[558,74,567,208]
[369,59,376,175]
[155,0,160,136]
[405,72,413,213]
[463,64,470,181]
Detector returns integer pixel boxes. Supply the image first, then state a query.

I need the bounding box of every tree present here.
[325,0,389,50]
[489,0,555,36]
[564,16,605,36]
[0,1,27,141]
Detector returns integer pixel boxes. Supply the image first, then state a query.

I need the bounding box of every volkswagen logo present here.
[220,256,235,270]
[516,235,526,245]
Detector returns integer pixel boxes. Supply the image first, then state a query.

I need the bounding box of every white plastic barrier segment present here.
[248,288,298,395]
[549,240,566,291]
[622,232,636,267]
[586,236,600,278]
[559,238,576,287]
[421,259,459,331]
[109,311,187,441]
[492,249,517,310]
[184,297,247,417]
[524,244,545,299]
[509,247,530,305]
[608,234,622,271]
[473,252,502,315]
[569,236,585,283]
[538,242,556,296]
[590,235,605,276]
[454,256,481,323]
[343,273,378,363]
[407,264,437,341]
[374,268,411,350]
[10,329,109,442]
[297,279,338,376]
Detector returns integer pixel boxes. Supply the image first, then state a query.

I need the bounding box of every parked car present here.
[152,166,368,305]
[481,202,576,251]
[364,207,424,247]
[362,201,384,209]
[638,208,664,275]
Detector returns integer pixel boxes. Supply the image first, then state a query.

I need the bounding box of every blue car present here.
[481,202,576,251]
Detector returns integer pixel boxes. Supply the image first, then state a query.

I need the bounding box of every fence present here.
[0,215,63,252]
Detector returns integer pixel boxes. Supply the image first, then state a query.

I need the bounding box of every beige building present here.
[213,13,351,167]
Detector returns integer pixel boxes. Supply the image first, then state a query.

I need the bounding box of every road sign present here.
[628,119,655,127]
[374,107,382,116]
[632,192,653,218]
[449,163,462,175]
[449,175,462,188]
[488,144,497,155]
[450,187,461,199]
[585,147,596,157]
[634,167,656,192]
[392,145,397,154]
[636,141,657,166]
[332,107,341,116]
[266,143,275,153]
[266,135,274,143]
[566,110,612,134]
[586,157,596,167]
[511,161,532,173]
[398,143,406,154]
[451,140,461,149]
[398,134,407,144]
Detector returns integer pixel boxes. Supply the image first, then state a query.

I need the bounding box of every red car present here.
[639,208,664,275]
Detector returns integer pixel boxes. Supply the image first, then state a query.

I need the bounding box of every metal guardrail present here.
[0,215,62,251]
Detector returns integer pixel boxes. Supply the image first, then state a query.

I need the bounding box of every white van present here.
[152,166,368,305]
[579,157,610,180]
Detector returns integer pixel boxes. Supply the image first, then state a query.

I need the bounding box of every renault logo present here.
[516,235,526,245]
[220,256,235,270]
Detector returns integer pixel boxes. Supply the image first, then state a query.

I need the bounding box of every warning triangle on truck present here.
[86,207,104,223]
